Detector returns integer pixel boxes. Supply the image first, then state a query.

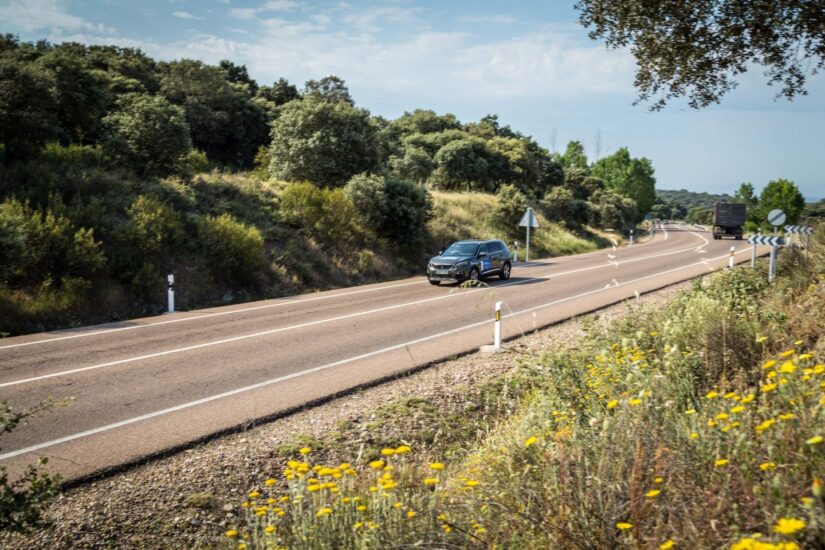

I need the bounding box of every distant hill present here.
[657,189,733,210]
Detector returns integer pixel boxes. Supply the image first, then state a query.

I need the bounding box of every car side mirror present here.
[478,252,488,258]
[438,249,444,255]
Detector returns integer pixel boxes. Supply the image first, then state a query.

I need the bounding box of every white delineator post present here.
[728,246,735,269]
[629,229,634,246]
[525,224,531,263]
[167,274,175,313]
[494,301,502,349]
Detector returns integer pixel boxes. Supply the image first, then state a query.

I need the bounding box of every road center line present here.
[0,247,744,462]
[0,231,714,388]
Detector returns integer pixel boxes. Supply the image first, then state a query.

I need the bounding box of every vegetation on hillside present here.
[0,36,657,336]
[224,225,824,549]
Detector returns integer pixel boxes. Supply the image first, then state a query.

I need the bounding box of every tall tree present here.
[303,75,353,105]
[159,59,268,167]
[560,140,589,171]
[576,0,825,109]
[269,97,379,186]
[0,57,56,160]
[591,147,656,220]
[759,179,806,225]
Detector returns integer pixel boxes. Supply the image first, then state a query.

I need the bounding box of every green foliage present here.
[577,0,825,109]
[101,93,191,176]
[685,206,713,225]
[197,213,266,283]
[0,57,56,160]
[0,198,104,286]
[279,181,362,246]
[589,188,638,231]
[0,401,61,533]
[560,140,589,171]
[657,189,733,211]
[759,178,806,227]
[344,173,432,244]
[387,146,433,184]
[269,98,379,187]
[159,59,268,167]
[430,138,492,192]
[490,184,528,239]
[591,147,656,220]
[302,75,353,105]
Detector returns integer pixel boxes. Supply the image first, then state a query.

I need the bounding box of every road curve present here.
[0,224,769,481]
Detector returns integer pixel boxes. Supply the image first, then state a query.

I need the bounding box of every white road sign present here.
[767,209,786,226]
[518,207,539,228]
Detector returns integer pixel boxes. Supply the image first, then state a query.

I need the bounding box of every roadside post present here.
[728,246,735,269]
[513,240,519,262]
[748,234,785,282]
[518,207,539,263]
[629,228,634,246]
[167,274,175,313]
[767,209,786,283]
[494,301,502,349]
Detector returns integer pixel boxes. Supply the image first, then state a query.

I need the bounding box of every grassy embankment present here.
[0,168,605,336]
[222,228,824,549]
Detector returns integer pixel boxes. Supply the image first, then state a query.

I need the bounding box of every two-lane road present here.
[0,224,766,481]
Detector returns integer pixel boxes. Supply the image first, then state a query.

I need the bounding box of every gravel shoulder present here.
[1,280,691,549]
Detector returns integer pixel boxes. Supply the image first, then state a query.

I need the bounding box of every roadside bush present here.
[490,183,527,239]
[0,198,105,286]
[279,181,362,246]
[344,173,432,244]
[197,213,266,283]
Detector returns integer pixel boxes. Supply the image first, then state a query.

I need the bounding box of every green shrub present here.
[197,213,265,283]
[345,173,432,244]
[490,184,527,239]
[279,181,362,246]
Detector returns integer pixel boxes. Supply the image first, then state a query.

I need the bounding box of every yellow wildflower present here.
[759,462,777,471]
[780,361,797,374]
[706,391,719,399]
[689,432,699,439]
[524,436,538,447]
[756,336,767,343]
[316,507,332,518]
[654,476,664,483]
[226,529,238,538]
[724,391,737,399]
[730,406,746,414]
[761,383,778,393]
[265,478,276,487]
[357,505,367,512]
[616,522,633,530]
[429,462,445,470]
[645,489,661,498]
[465,480,479,487]
[407,510,417,518]
[298,447,311,455]
[716,413,729,420]
[265,525,275,534]
[772,517,805,535]
[629,398,642,406]
[741,394,755,404]
[369,460,384,469]
[659,541,675,550]
[714,458,729,467]
[799,353,813,360]
[806,435,823,445]
[248,491,261,499]
[607,400,618,409]
[779,413,796,420]
[685,409,697,415]
[380,448,396,456]
[763,360,777,370]
[395,445,411,454]
[779,350,794,358]
[423,478,439,485]
[756,419,776,433]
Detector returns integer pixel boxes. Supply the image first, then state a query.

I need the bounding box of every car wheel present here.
[469,267,480,282]
[499,262,511,280]
[428,279,441,285]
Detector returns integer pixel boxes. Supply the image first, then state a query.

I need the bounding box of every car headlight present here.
[453,261,469,270]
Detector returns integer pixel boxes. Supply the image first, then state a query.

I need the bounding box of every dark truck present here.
[712,202,746,240]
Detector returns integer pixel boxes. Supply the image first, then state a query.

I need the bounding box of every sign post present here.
[518,207,540,263]
[629,228,634,246]
[767,209,785,283]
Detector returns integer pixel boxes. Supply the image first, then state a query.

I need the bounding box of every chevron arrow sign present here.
[747,235,786,246]
[784,225,814,235]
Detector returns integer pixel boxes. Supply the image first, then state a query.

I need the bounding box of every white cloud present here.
[458,15,516,25]
[172,11,204,20]
[229,0,300,19]
[0,0,102,33]
[343,6,420,32]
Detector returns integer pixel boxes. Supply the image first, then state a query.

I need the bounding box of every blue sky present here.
[2,0,823,201]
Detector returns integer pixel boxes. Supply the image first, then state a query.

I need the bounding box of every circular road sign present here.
[767,209,786,227]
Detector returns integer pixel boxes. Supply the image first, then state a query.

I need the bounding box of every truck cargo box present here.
[713,203,746,227]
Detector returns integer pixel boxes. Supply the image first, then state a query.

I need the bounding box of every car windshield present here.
[442,242,479,256]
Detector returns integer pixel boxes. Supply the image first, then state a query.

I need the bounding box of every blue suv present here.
[427,239,512,285]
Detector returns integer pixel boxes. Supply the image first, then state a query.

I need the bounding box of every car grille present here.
[431,263,453,270]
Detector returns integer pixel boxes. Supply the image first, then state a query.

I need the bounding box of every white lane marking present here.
[0,280,427,351]
[0,247,748,461]
[0,231,714,388]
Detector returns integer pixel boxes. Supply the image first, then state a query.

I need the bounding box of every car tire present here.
[469,267,480,282]
[499,262,511,280]
[428,279,441,285]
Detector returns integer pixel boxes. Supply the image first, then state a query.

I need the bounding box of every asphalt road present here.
[0,224,767,481]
